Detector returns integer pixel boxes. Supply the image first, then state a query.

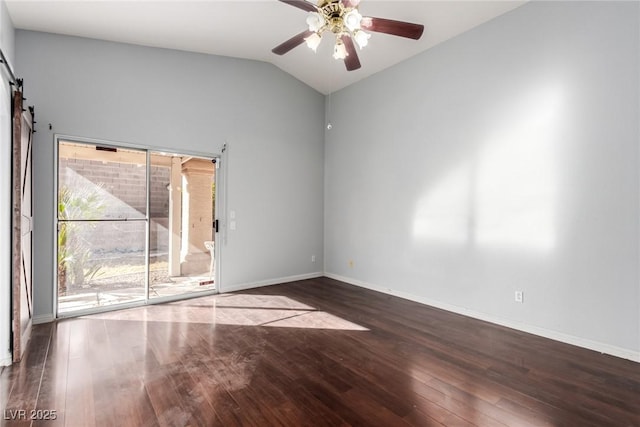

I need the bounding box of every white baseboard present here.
[33,314,55,325]
[325,273,640,363]
[220,272,323,294]
[0,355,11,367]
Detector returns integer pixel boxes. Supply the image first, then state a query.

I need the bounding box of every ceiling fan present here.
[272,0,424,71]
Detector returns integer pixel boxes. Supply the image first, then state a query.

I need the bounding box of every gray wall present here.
[0,0,14,365]
[325,1,639,358]
[15,31,325,320]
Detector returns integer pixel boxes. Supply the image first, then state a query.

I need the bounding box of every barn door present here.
[12,90,34,362]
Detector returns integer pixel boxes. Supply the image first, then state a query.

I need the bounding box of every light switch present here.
[230,221,236,230]
[230,210,236,219]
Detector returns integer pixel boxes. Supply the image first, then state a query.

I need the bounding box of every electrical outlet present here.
[311,255,316,263]
[515,291,524,303]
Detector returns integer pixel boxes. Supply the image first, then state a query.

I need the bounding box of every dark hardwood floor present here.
[1,277,639,426]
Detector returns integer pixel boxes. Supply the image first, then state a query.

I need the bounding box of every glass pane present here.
[149,154,171,292]
[57,220,146,314]
[148,152,215,299]
[58,141,147,220]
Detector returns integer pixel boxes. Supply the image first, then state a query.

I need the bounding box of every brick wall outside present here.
[59,158,170,254]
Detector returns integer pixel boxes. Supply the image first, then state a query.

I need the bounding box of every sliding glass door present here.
[56,140,217,316]
[148,152,216,300]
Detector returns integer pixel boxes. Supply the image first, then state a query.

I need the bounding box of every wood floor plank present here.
[64,320,96,427]
[31,321,69,427]
[2,324,52,427]
[1,277,639,426]
[405,394,475,427]
[103,319,159,427]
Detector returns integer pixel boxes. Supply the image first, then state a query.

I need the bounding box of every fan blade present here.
[342,35,361,71]
[342,0,361,8]
[272,30,314,55]
[361,17,424,40]
[278,0,317,13]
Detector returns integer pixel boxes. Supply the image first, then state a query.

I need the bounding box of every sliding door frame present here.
[53,134,222,318]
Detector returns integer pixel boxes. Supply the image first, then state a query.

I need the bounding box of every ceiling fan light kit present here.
[305,32,323,52]
[273,0,424,71]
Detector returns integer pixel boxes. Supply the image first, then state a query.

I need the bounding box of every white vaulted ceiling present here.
[6,0,526,94]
